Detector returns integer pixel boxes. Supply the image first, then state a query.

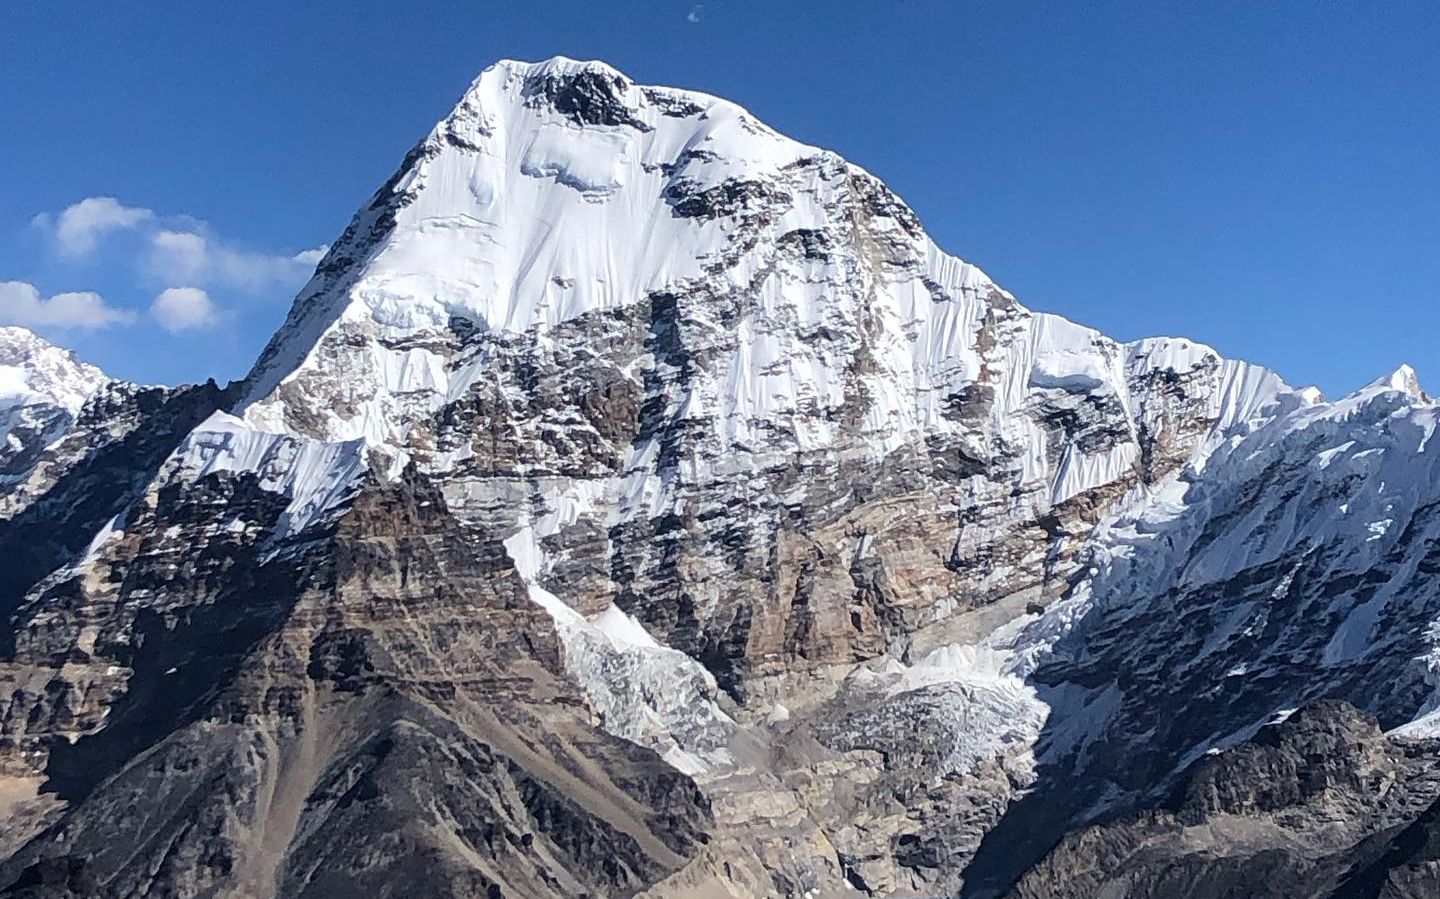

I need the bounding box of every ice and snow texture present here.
[232,57,1302,526]
[995,373,1440,758]
[0,326,110,481]
[173,412,367,539]
[505,520,735,775]
[0,326,108,415]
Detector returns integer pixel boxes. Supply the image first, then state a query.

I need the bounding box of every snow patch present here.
[590,603,661,649]
[504,520,735,775]
[173,412,367,538]
[520,124,631,197]
[0,365,33,399]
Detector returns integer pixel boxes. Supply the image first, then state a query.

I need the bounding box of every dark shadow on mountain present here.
[37,473,309,803]
[40,563,302,802]
[0,382,230,650]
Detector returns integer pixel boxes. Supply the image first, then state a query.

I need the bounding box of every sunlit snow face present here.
[339,57,856,341]
[519,124,633,197]
[0,365,33,400]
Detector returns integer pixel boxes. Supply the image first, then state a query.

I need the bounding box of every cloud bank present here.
[33,196,327,295]
[16,196,331,340]
[147,229,327,293]
[0,281,135,330]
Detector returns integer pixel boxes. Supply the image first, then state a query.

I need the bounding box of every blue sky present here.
[3,0,1436,396]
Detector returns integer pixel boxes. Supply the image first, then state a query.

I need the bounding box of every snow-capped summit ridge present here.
[0,326,108,414]
[477,55,633,87]
[1366,362,1427,401]
[492,55,623,73]
[225,55,1313,526]
[0,326,111,493]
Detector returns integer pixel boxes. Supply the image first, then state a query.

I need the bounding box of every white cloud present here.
[148,230,324,293]
[687,3,703,22]
[0,280,135,330]
[292,244,329,267]
[150,287,221,333]
[34,197,154,260]
[148,230,210,284]
[31,196,325,295]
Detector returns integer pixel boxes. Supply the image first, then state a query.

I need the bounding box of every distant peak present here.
[0,326,108,412]
[0,325,74,362]
[1364,363,1426,401]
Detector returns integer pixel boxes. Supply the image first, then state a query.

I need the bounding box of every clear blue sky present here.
[3,0,1436,396]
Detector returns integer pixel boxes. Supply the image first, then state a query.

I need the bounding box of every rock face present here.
[1008,701,1440,899]
[0,58,1438,898]
[0,455,710,899]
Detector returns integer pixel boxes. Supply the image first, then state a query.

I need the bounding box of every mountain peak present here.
[0,326,107,413]
[0,326,109,494]
[239,55,834,405]
[1365,362,1426,401]
[0,324,53,354]
[238,56,1290,487]
[490,55,629,80]
[443,56,656,142]
[9,56,1440,899]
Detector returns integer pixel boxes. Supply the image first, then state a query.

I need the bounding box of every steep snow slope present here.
[233,58,1296,484]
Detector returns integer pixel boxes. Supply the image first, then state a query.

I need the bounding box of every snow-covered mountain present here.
[0,326,109,491]
[0,58,1437,899]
